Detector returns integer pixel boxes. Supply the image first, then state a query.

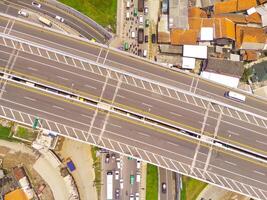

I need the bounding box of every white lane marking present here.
[253,170,265,176]
[142,102,153,107]
[227,130,240,136]
[256,140,267,146]
[84,84,97,90]
[117,94,125,99]
[167,141,179,147]
[169,111,182,117]
[52,105,65,110]
[109,123,122,128]
[27,67,38,71]
[80,114,92,119]
[224,160,237,166]
[198,121,210,126]
[56,75,69,81]
[136,132,150,137]
[23,96,36,101]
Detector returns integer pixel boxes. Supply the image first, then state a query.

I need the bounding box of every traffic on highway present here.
[0,1,266,200]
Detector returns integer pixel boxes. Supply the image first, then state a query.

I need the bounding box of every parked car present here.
[129,194,134,200]
[139,15,143,24]
[143,50,147,57]
[32,1,41,8]
[144,6,148,15]
[55,15,64,23]
[151,33,156,43]
[162,182,167,193]
[145,35,148,43]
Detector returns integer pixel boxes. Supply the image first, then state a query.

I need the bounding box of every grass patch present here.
[59,0,117,32]
[91,146,101,200]
[0,125,12,140]
[146,164,158,200]
[181,176,208,200]
[16,126,36,141]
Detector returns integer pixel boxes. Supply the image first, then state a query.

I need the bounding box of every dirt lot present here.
[0,141,54,200]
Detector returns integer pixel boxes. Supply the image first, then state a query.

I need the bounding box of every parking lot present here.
[101,149,141,200]
[121,0,152,58]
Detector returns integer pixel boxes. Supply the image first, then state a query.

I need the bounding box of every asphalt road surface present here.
[0,0,108,43]
[0,14,266,199]
[159,167,175,200]
[0,82,266,199]
[0,38,266,159]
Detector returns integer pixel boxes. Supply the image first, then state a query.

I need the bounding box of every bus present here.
[224,91,246,102]
[106,172,113,200]
[38,16,52,27]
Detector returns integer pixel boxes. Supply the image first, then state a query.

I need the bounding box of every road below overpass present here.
[0,0,110,43]
[0,14,266,199]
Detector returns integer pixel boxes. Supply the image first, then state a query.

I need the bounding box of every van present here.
[136,172,141,182]
[18,10,29,17]
[126,12,130,19]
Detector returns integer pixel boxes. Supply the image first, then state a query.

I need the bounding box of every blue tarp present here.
[67,160,76,172]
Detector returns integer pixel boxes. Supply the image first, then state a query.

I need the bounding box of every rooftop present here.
[236,25,267,49]
[214,0,257,15]
[170,29,198,45]
[189,17,236,40]
[214,0,237,15]
[169,0,188,29]
[203,58,244,78]
[4,189,28,200]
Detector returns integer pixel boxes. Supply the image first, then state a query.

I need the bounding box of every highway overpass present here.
[0,13,266,200]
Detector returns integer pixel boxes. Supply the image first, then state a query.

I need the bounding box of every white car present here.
[18,10,29,17]
[144,7,148,15]
[120,179,123,189]
[136,172,141,182]
[136,160,141,169]
[143,49,147,57]
[32,1,41,8]
[139,15,143,24]
[115,170,119,180]
[116,158,121,169]
[131,31,136,38]
[55,15,64,23]
[135,193,140,200]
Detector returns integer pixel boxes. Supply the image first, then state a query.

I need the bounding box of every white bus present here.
[106,171,113,200]
[38,16,52,27]
[225,91,246,102]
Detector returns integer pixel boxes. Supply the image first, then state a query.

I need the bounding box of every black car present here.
[162,182,167,193]
[138,49,142,56]
[115,188,120,199]
[151,34,157,43]
[145,35,148,43]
